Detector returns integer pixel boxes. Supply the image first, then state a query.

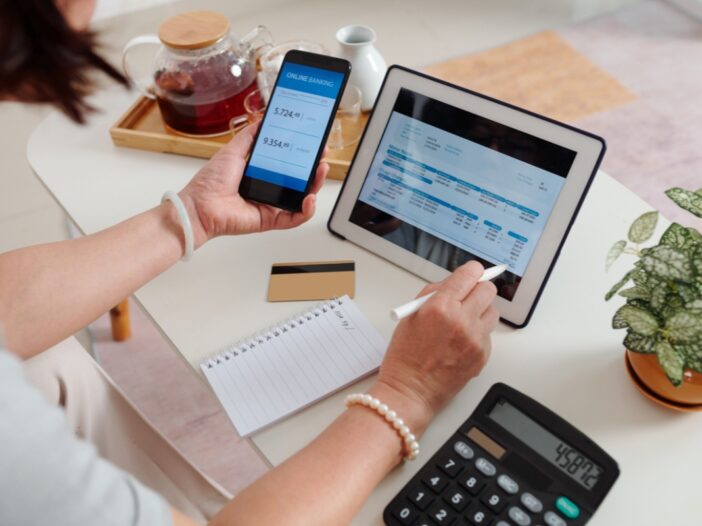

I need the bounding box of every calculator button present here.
[495,522,510,526]
[437,454,464,478]
[391,503,418,525]
[428,500,456,525]
[443,485,470,512]
[424,470,450,494]
[454,440,475,460]
[475,458,497,477]
[407,485,432,511]
[520,493,543,513]
[466,502,493,525]
[459,471,486,496]
[508,506,532,526]
[555,497,580,519]
[544,511,567,526]
[480,489,507,513]
[496,474,519,495]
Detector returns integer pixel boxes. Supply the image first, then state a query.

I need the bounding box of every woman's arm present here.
[0,205,183,358]
[172,262,499,526]
[208,381,428,526]
[0,125,326,359]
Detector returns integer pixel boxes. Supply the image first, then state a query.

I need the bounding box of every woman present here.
[0,1,499,525]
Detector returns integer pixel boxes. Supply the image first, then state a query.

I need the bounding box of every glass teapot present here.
[122,11,272,136]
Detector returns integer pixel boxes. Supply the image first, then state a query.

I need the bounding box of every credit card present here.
[267,260,355,302]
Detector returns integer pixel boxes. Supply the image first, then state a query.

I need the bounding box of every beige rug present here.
[426,30,636,123]
[92,299,267,495]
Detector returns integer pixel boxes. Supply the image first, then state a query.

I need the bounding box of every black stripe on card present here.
[271,262,355,275]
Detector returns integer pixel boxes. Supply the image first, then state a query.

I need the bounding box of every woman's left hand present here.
[177,123,328,248]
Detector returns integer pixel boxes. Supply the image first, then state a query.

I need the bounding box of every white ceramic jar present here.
[335,25,387,111]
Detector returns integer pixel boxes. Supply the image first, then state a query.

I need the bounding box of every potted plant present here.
[605,186,702,406]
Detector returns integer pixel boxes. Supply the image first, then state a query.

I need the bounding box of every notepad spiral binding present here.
[204,297,344,369]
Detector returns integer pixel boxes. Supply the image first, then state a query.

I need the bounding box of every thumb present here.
[216,121,260,162]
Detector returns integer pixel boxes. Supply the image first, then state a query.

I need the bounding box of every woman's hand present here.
[177,123,328,248]
[370,261,500,435]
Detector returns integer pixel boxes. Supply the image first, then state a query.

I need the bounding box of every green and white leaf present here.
[612,304,660,335]
[650,284,670,312]
[627,298,653,310]
[605,270,634,301]
[686,298,702,310]
[606,240,627,270]
[631,268,647,286]
[623,331,658,354]
[661,296,685,320]
[675,341,702,373]
[630,267,664,290]
[640,245,694,282]
[666,187,702,218]
[628,211,658,243]
[665,309,702,343]
[655,340,685,386]
[618,286,650,300]
[677,283,699,303]
[660,222,702,252]
[693,246,702,276]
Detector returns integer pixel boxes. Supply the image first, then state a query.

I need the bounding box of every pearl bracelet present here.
[345,393,420,461]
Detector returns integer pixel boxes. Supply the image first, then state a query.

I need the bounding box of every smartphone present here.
[239,50,351,211]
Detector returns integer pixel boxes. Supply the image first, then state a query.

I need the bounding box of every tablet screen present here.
[349,88,576,300]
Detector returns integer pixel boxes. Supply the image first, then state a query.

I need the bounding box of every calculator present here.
[384,383,619,526]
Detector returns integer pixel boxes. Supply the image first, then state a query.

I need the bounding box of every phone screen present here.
[245,61,346,192]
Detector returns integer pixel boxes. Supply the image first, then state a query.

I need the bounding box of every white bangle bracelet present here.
[345,393,420,461]
[162,191,194,262]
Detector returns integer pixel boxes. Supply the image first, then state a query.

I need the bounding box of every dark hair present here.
[0,0,129,123]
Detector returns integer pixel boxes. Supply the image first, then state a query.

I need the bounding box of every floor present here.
[562,2,702,231]
[90,298,269,494]
[3,0,690,497]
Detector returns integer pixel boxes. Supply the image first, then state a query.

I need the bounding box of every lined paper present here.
[201,296,387,437]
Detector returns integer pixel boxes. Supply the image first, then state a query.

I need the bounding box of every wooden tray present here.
[110,96,368,181]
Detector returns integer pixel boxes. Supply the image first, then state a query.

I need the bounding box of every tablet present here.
[328,66,605,327]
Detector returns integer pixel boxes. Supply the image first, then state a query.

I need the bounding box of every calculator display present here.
[489,399,603,490]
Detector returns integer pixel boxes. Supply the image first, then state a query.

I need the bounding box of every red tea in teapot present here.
[122,11,272,136]
[155,66,258,136]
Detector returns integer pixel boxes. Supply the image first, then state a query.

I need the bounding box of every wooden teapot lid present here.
[158,11,230,50]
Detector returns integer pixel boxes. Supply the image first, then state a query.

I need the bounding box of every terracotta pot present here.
[627,349,702,406]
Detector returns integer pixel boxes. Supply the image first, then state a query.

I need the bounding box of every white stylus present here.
[390,264,508,322]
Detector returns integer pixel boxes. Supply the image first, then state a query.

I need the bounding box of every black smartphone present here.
[239,50,351,211]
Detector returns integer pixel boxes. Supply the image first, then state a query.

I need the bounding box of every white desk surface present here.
[28,86,702,525]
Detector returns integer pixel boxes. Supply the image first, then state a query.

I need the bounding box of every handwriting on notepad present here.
[334,308,354,329]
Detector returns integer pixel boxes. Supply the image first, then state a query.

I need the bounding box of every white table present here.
[28,85,702,525]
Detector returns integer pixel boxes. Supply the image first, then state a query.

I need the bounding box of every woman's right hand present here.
[369,261,499,435]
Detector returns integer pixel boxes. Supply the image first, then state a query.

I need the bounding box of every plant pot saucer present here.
[625,353,702,412]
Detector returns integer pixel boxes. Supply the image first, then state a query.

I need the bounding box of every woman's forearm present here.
[0,203,184,358]
[0,127,326,359]
[210,382,432,526]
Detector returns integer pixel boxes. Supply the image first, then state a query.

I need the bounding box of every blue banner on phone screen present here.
[245,62,344,192]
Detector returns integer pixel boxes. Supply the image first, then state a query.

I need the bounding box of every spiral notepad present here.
[201,295,387,437]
